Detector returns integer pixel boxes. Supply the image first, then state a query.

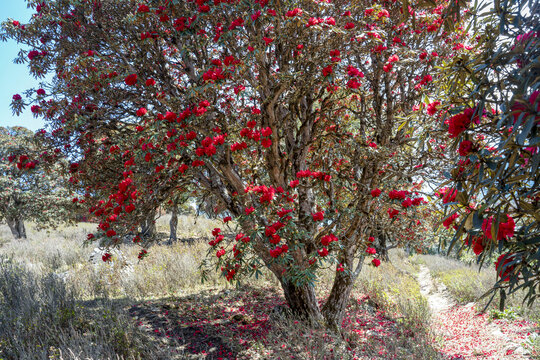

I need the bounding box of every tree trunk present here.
[279,278,324,327]
[322,254,364,331]
[7,217,26,239]
[169,205,178,243]
[140,209,156,240]
[322,269,356,331]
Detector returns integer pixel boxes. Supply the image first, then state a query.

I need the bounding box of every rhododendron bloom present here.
[368,236,375,242]
[318,248,329,257]
[427,101,440,115]
[125,74,137,86]
[443,213,459,229]
[458,140,474,156]
[137,4,150,13]
[387,208,399,219]
[495,253,517,281]
[447,112,471,138]
[245,207,255,215]
[371,188,382,197]
[482,215,515,240]
[442,188,457,204]
[136,107,147,116]
[102,253,112,262]
[366,247,376,255]
[372,258,381,267]
[321,234,338,246]
[322,65,333,77]
[36,88,45,96]
[389,190,407,200]
[401,198,413,208]
[216,248,225,258]
[312,211,324,221]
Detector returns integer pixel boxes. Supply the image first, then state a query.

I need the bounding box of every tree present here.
[3,0,470,328]
[0,126,73,239]
[436,0,539,308]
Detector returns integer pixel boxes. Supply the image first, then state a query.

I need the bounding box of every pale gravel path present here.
[417,265,534,359]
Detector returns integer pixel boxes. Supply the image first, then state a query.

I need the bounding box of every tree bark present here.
[7,217,26,239]
[322,271,356,331]
[279,278,324,327]
[169,204,178,243]
[140,209,156,240]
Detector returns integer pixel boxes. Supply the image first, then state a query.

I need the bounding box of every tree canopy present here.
[3,0,520,328]
[0,126,74,238]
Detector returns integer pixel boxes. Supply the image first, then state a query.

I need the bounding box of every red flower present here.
[318,248,329,257]
[12,94,22,101]
[427,101,440,116]
[371,188,382,197]
[322,65,333,77]
[382,63,393,72]
[368,236,375,242]
[388,190,407,200]
[136,107,147,116]
[145,78,156,86]
[495,253,517,281]
[138,249,148,259]
[245,206,255,215]
[137,4,150,13]
[28,50,40,60]
[458,140,474,156]
[448,113,471,138]
[372,258,381,267]
[312,211,324,221]
[36,88,46,96]
[482,215,515,240]
[321,234,338,246]
[261,139,272,148]
[102,253,112,262]
[366,247,377,255]
[216,248,225,258]
[223,216,232,223]
[442,188,457,204]
[387,208,399,219]
[401,198,413,208]
[106,229,116,237]
[263,37,274,45]
[125,74,138,86]
[443,213,459,229]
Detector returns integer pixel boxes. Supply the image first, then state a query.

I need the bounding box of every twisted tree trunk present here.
[7,217,26,239]
[279,278,324,326]
[140,209,157,240]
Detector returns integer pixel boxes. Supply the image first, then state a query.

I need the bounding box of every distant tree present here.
[3,0,470,328]
[0,126,73,239]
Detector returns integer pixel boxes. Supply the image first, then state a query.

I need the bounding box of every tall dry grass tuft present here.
[0,256,174,360]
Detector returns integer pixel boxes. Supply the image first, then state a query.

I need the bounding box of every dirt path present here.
[417,265,534,359]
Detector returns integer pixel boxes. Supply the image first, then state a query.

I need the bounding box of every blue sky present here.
[0,1,45,131]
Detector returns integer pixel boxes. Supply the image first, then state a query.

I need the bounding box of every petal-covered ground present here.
[128,287,442,359]
[128,275,538,359]
[433,304,536,359]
